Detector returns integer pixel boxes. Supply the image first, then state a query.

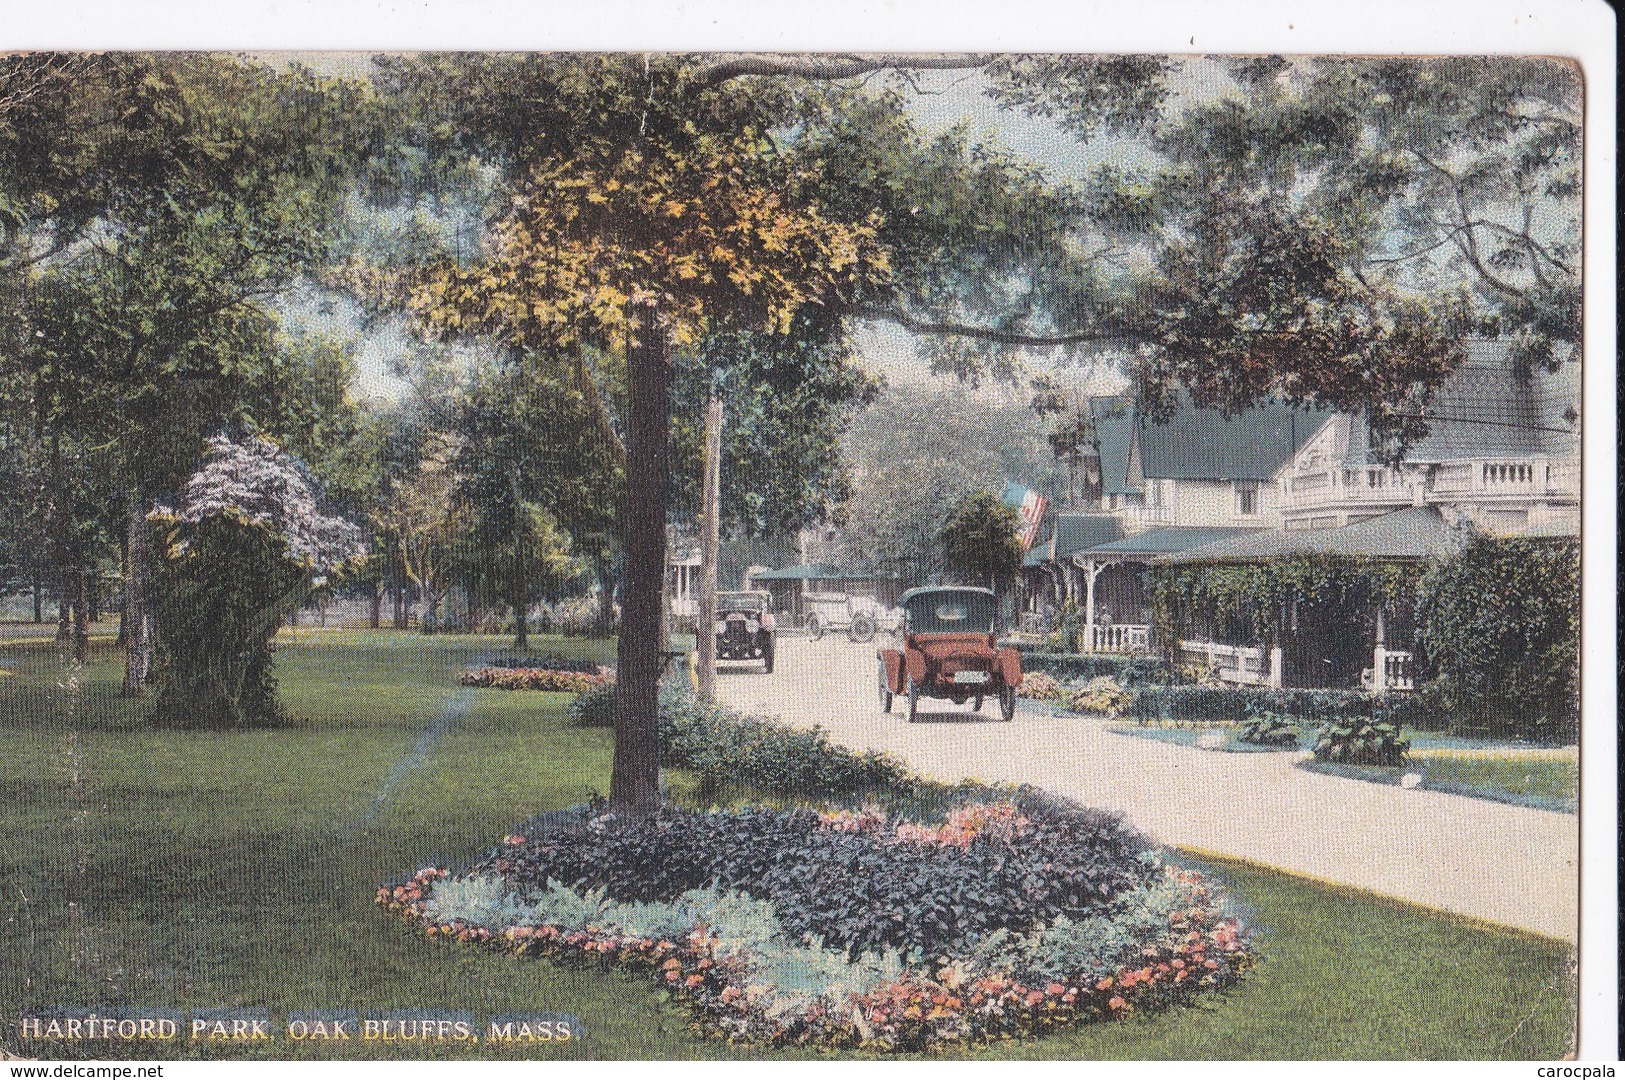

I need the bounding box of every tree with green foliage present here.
[2,54,373,685]
[1414,536,1579,741]
[671,322,877,540]
[940,490,1024,597]
[992,55,1578,447]
[350,52,1545,811]
[838,385,1065,585]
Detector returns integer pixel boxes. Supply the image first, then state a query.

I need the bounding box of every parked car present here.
[715,590,775,673]
[876,586,1022,722]
[803,590,878,643]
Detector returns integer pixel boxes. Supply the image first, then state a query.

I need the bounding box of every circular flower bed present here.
[377,798,1252,1052]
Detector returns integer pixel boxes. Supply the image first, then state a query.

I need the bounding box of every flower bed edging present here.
[376,804,1254,1053]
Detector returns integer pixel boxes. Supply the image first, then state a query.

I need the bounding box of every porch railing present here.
[1362,648,1415,693]
[1174,638,1281,687]
[1084,623,1152,654]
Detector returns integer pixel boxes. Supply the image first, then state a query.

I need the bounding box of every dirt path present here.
[716,636,1579,943]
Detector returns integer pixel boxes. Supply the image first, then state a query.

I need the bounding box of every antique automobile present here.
[802,590,878,643]
[877,586,1022,722]
[715,590,775,673]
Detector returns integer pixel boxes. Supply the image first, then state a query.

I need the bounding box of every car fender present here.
[995,646,1023,688]
[904,647,928,686]
[879,649,904,693]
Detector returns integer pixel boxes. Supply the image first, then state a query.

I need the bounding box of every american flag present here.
[1002,483,1048,552]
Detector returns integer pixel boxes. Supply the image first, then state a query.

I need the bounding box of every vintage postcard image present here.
[0,29,1611,1065]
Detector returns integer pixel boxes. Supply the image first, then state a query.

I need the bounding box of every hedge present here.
[1011,651,1176,686]
[657,680,916,801]
[1122,684,1439,728]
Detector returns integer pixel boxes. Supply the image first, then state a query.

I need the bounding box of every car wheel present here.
[849,612,876,643]
[762,639,774,675]
[807,615,823,641]
[999,685,1016,722]
[878,661,893,713]
[973,695,984,712]
[906,676,920,723]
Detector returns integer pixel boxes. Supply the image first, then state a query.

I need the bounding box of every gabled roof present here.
[1050,513,1125,558]
[1137,398,1327,481]
[1343,340,1580,465]
[1161,506,1472,563]
[1089,397,1137,495]
[1090,394,1325,492]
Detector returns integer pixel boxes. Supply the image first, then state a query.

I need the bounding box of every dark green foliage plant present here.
[1311,717,1410,766]
[149,516,307,728]
[486,800,1156,961]
[567,681,618,728]
[657,681,909,800]
[1414,536,1580,741]
[1238,710,1301,747]
[1125,684,1421,726]
[940,489,1025,594]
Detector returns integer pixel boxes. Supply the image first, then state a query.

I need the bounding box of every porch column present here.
[1074,557,1106,653]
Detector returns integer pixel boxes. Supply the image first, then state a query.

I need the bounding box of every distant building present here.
[1016,340,1581,679]
[1274,341,1579,535]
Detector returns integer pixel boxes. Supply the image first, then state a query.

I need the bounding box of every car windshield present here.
[717,594,766,612]
[904,591,996,634]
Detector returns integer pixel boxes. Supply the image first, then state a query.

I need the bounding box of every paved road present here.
[716,636,1579,943]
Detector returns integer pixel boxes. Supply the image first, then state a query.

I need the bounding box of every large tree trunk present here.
[33,576,43,624]
[369,583,383,629]
[122,502,153,696]
[694,395,723,703]
[611,317,670,812]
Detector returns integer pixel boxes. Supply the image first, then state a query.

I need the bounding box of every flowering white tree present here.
[149,436,366,727]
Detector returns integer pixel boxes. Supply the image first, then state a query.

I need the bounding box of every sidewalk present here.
[717,638,1580,943]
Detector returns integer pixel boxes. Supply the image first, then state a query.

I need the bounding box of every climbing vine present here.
[1147,555,1422,650]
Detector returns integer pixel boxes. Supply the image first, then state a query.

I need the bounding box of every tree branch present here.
[851,304,1131,348]
[691,53,991,87]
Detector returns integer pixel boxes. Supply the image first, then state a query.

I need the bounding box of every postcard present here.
[0,5,1615,1069]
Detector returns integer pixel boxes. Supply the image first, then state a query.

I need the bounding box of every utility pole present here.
[695,394,723,702]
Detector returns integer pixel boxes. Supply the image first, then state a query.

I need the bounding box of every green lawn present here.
[1299,757,1578,814]
[0,631,1575,1059]
[1110,722,1578,813]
